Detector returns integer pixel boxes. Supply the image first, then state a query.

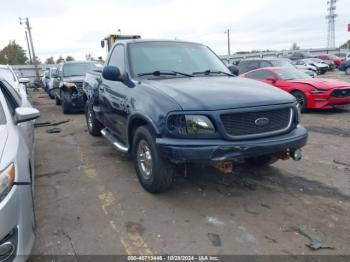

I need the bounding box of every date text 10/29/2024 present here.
[127,256,220,261]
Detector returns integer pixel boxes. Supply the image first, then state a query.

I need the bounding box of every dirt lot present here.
[30,70,350,256]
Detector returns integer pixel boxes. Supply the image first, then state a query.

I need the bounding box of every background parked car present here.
[317,54,343,67]
[45,67,58,99]
[298,59,329,74]
[288,51,312,60]
[339,60,350,75]
[241,67,350,111]
[310,57,336,71]
[52,61,103,114]
[0,65,29,96]
[334,52,350,61]
[237,58,316,77]
[0,78,40,261]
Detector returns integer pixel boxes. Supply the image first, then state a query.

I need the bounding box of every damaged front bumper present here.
[156,125,308,163]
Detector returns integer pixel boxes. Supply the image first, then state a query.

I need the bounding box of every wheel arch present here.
[127,114,160,149]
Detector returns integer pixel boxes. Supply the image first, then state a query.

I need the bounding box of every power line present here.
[326,0,338,48]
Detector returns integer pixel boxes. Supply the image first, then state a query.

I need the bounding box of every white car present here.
[0,65,29,97]
[0,78,40,261]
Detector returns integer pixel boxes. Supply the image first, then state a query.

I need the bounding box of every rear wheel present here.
[85,102,103,136]
[291,90,307,112]
[346,68,350,75]
[132,126,175,193]
[245,155,278,167]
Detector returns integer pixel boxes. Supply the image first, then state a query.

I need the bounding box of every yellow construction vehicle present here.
[101,34,141,52]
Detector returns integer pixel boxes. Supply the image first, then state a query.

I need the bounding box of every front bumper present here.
[0,185,35,262]
[157,125,308,163]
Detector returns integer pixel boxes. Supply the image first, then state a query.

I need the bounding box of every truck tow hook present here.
[213,161,233,174]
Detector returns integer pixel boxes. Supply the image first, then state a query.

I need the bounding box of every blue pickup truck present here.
[83,40,308,193]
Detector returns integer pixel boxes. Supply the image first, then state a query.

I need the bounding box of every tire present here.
[48,90,55,99]
[85,102,103,136]
[132,126,175,193]
[61,90,71,114]
[245,155,278,167]
[346,68,350,75]
[291,90,307,112]
[55,93,62,105]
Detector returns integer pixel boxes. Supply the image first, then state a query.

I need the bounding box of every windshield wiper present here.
[137,70,193,77]
[192,70,233,76]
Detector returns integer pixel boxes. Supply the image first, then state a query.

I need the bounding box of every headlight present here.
[63,82,77,88]
[311,88,327,94]
[168,115,215,135]
[0,163,15,202]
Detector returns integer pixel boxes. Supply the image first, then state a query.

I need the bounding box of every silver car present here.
[0,78,40,261]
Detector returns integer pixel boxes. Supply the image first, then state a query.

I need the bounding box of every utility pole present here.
[25,31,32,64]
[225,29,231,56]
[19,17,40,85]
[326,0,338,49]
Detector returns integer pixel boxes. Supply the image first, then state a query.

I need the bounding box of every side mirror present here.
[19,77,30,84]
[15,107,40,124]
[265,77,276,83]
[228,65,239,76]
[102,66,122,81]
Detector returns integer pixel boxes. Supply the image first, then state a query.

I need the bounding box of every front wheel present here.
[132,126,175,193]
[245,155,278,167]
[55,94,61,105]
[346,68,350,75]
[291,90,307,112]
[61,90,71,114]
[85,102,103,136]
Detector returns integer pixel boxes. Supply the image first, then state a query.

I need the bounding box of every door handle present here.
[99,86,105,92]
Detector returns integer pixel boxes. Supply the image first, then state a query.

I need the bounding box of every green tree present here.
[291,43,300,51]
[66,55,75,61]
[45,56,55,64]
[339,40,350,49]
[56,56,65,64]
[0,40,28,65]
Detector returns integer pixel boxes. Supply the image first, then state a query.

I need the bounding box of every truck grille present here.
[220,108,292,138]
[331,89,350,98]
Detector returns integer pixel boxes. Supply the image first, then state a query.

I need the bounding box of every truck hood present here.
[287,78,350,90]
[0,125,8,164]
[146,76,295,110]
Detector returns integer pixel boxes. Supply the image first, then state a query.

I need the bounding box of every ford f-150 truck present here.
[83,40,308,193]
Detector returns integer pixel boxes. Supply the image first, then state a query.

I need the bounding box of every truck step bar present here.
[101,128,129,153]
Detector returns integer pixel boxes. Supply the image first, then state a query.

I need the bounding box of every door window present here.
[108,45,125,73]
[246,70,275,80]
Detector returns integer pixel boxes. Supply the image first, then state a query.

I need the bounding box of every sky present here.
[0,0,349,62]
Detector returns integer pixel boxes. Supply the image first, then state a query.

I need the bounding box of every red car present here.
[241,67,350,111]
[317,54,344,67]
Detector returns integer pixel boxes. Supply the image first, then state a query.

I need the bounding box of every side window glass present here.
[248,61,260,71]
[260,61,271,68]
[0,82,20,116]
[108,45,125,73]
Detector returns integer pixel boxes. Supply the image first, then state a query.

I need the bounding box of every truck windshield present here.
[129,42,231,77]
[63,63,101,77]
[275,68,311,80]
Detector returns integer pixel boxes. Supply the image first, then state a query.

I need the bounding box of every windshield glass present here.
[63,63,101,77]
[0,68,16,86]
[275,68,311,80]
[0,100,6,125]
[129,42,231,77]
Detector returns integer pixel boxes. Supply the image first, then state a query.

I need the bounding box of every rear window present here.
[0,100,6,125]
